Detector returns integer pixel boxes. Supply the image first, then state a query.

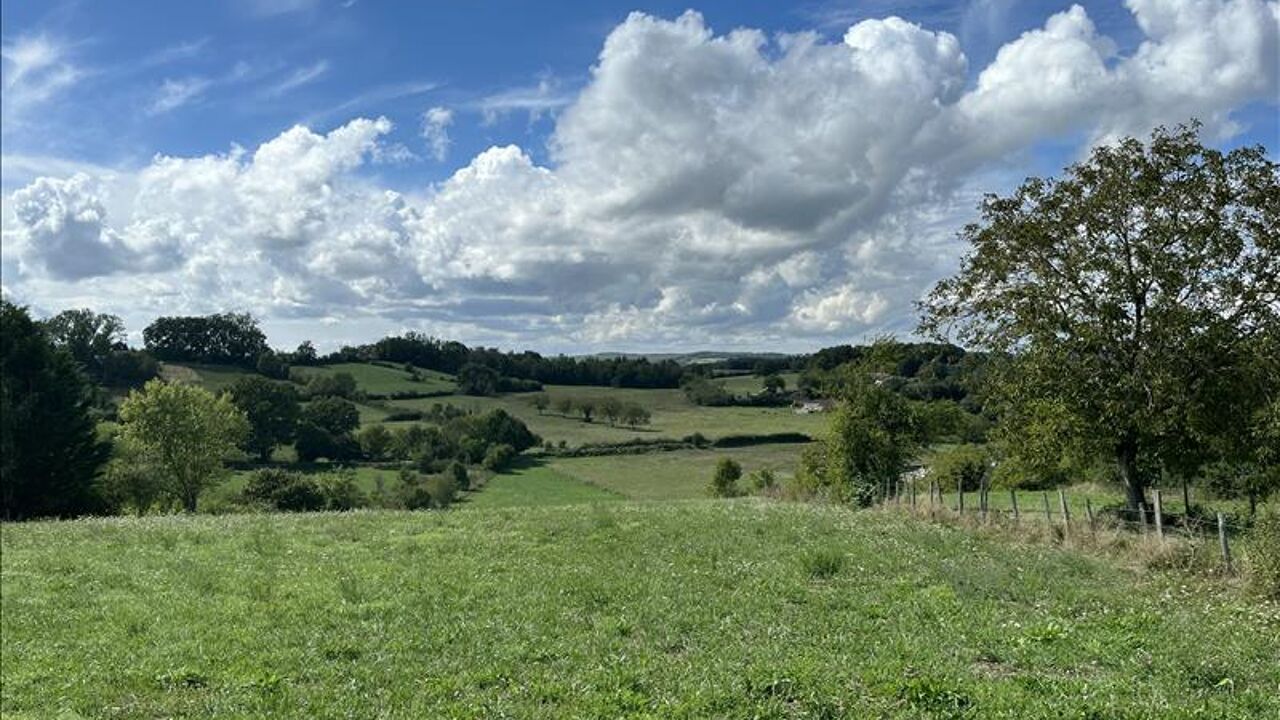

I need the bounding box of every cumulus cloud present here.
[5,1,1278,349]
[421,106,453,161]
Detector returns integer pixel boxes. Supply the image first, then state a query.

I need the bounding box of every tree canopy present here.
[1,301,111,519]
[920,123,1279,508]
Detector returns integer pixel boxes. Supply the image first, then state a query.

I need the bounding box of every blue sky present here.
[2,1,1278,352]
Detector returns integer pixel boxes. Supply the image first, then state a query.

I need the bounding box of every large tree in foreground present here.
[1,300,111,519]
[118,380,248,512]
[920,123,1279,510]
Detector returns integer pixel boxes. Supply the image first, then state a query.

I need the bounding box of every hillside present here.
[3,502,1276,718]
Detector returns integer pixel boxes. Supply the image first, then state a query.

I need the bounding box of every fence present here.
[882,477,1261,574]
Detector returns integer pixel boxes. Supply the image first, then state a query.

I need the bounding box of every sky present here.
[2,0,1278,354]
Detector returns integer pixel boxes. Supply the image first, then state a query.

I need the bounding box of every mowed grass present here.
[552,442,809,500]
[3,503,1277,718]
[717,371,802,395]
[292,363,455,396]
[463,461,621,509]
[389,385,827,447]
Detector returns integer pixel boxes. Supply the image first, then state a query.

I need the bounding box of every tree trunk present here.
[1116,435,1145,512]
[182,490,198,513]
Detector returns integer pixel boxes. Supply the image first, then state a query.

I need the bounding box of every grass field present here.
[3,502,1277,718]
[462,461,621,509]
[160,363,257,393]
[551,442,808,500]
[717,371,802,395]
[292,363,455,396]
[388,385,827,447]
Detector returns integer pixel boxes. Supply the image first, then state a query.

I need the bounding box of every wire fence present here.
[880,477,1266,574]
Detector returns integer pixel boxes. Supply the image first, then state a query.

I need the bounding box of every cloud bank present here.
[4,1,1278,350]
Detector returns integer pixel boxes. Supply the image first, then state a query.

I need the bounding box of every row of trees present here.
[527,393,652,428]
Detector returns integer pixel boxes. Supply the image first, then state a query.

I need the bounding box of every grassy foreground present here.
[3,502,1277,718]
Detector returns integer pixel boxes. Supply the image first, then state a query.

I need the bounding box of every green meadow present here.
[3,502,1277,719]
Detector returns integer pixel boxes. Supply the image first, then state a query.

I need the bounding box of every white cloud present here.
[148,76,213,114]
[474,76,573,125]
[5,1,1278,350]
[421,106,454,161]
[263,60,330,97]
[1,35,81,130]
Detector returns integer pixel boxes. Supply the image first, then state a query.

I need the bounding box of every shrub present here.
[425,474,458,508]
[1245,509,1280,600]
[242,469,324,512]
[929,443,990,492]
[294,422,359,462]
[302,397,360,436]
[315,469,367,511]
[395,469,434,510]
[749,468,777,492]
[306,372,359,399]
[357,424,393,461]
[709,458,742,498]
[256,351,289,380]
[483,443,517,472]
[446,461,469,492]
[682,377,733,406]
[457,363,499,396]
[100,349,160,388]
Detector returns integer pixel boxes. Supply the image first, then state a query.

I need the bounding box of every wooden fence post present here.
[1218,513,1233,573]
[1010,489,1020,525]
[929,480,936,518]
[1042,492,1052,523]
[958,483,965,515]
[1138,503,1149,534]
[1153,489,1165,542]
[1085,497,1096,534]
[1181,476,1191,517]
[909,479,916,512]
[979,476,988,522]
[1058,489,1071,538]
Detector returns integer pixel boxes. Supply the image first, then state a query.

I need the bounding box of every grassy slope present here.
[3,503,1276,719]
[292,363,455,395]
[463,461,621,509]
[552,443,808,500]
[389,385,826,447]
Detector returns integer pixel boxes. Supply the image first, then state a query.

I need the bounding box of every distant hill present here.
[582,351,793,365]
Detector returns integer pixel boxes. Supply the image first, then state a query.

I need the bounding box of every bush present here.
[256,351,289,380]
[929,444,990,492]
[242,469,324,512]
[749,468,777,492]
[425,474,458,508]
[294,422,359,463]
[357,424,393,461]
[315,469,367,511]
[483,443,517,472]
[395,469,434,510]
[302,397,360,436]
[1245,509,1280,600]
[446,461,469,492]
[100,349,160,388]
[709,458,742,498]
[306,372,359,399]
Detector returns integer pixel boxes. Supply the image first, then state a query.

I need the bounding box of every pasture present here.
[3,502,1277,718]
[551,442,807,500]
[290,362,455,396]
[387,384,825,447]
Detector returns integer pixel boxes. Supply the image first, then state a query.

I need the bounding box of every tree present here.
[576,398,596,423]
[1,300,111,519]
[100,438,163,516]
[763,374,786,394]
[554,396,574,416]
[142,313,267,365]
[41,308,125,380]
[920,123,1280,510]
[256,350,289,380]
[457,362,499,396]
[599,397,623,426]
[302,397,360,436]
[709,458,742,498]
[796,374,921,506]
[621,402,651,428]
[292,341,318,365]
[226,376,301,461]
[357,424,394,461]
[118,379,249,512]
[306,371,358,398]
[100,349,159,388]
[529,393,550,415]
